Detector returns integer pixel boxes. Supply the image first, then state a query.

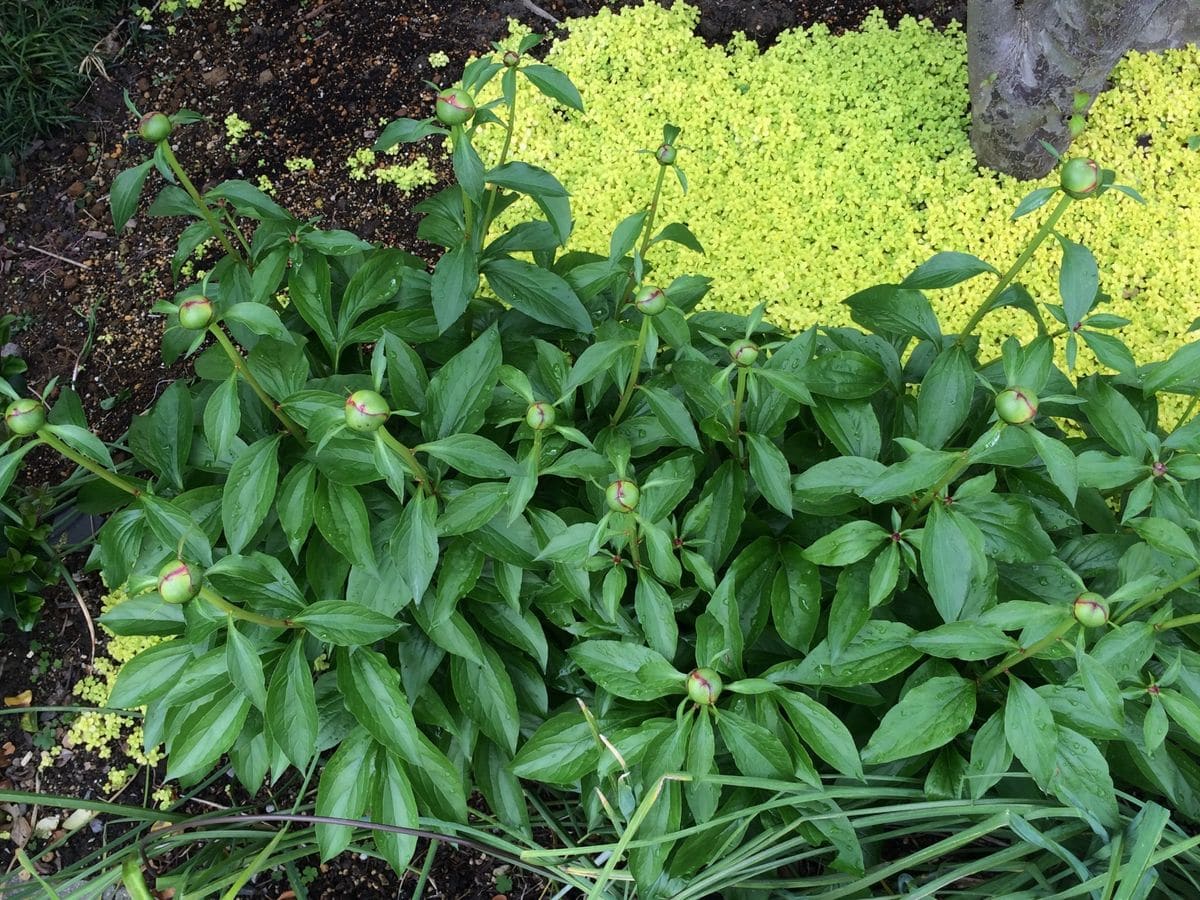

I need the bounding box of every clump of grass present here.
[0,0,120,166]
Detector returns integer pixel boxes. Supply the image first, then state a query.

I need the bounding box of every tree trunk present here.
[967,0,1200,179]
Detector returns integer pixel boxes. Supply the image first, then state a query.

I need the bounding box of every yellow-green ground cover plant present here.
[6,28,1200,900]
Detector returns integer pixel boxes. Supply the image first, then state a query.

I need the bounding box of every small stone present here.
[63,274,79,291]
[257,69,275,85]
[66,180,85,198]
[202,65,229,87]
[70,145,88,164]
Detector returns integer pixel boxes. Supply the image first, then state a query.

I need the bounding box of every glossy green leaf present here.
[221,434,281,555]
[861,675,976,764]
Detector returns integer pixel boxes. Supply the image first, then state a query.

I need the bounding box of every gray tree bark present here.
[968,0,1200,179]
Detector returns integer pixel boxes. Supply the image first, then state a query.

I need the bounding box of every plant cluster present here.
[6,26,1200,900]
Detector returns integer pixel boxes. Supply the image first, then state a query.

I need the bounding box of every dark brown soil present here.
[0,0,965,895]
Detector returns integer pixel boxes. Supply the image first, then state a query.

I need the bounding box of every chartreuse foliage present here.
[478,2,1200,375]
[7,26,1200,900]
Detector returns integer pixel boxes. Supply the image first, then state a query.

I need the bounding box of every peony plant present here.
[4,39,1200,899]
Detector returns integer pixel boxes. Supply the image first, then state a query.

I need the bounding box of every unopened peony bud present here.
[177,295,214,330]
[138,112,173,143]
[158,559,202,604]
[687,667,723,705]
[344,390,390,433]
[995,388,1038,426]
[633,285,668,316]
[1073,591,1109,627]
[435,89,476,126]
[729,339,759,367]
[525,401,556,430]
[1060,158,1101,199]
[605,479,640,513]
[4,399,45,436]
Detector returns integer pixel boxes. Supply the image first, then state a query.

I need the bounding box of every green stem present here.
[1115,565,1200,624]
[36,430,140,497]
[201,587,295,629]
[222,207,254,265]
[451,125,475,245]
[379,428,432,495]
[958,194,1073,342]
[628,521,642,571]
[209,325,306,445]
[1174,395,1200,432]
[479,85,518,248]
[611,314,653,425]
[413,840,439,900]
[1157,612,1200,632]
[532,428,542,475]
[731,367,748,459]
[160,142,245,267]
[978,617,1076,683]
[900,422,1004,530]
[618,164,670,307]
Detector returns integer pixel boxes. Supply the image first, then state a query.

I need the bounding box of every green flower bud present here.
[655,142,678,166]
[177,295,214,330]
[687,667,723,705]
[729,339,759,367]
[605,479,640,513]
[634,284,668,316]
[344,390,390,433]
[995,387,1038,426]
[525,401,556,430]
[158,559,202,604]
[138,112,173,144]
[1073,591,1109,628]
[502,50,520,68]
[435,88,476,126]
[4,399,46,436]
[1061,158,1100,199]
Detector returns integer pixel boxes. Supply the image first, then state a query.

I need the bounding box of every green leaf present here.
[1082,329,1137,374]
[1075,652,1124,730]
[964,711,1012,799]
[277,462,316,560]
[436,482,510,535]
[293,600,401,645]
[776,691,864,780]
[922,502,989,623]
[482,258,592,332]
[46,423,114,469]
[1011,187,1057,219]
[568,641,684,701]
[207,179,289,219]
[203,375,241,459]
[108,641,193,708]
[140,494,212,567]
[226,619,268,710]
[1004,676,1057,788]
[521,64,584,111]
[374,117,444,151]
[373,749,420,876]
[1143,340,1200,396]
[1027,428,1078,505]
[165,692,251,782]
[717,709,792,779]
[1128,517,1198,560]
[635,574,679,659]
[431,241,479,334]
[803,351,888,399]
[98,597,186,638]
[288,255,337,360]
[424,325,501,440]
[746,433,793,517]
[452,132,485,201]
[1051,726,1119,833]
[916,345,975,449]
[1057,235,1099,327]
[338,646,421,763]
[867,542,900,608]
[911,622,1016,661]
[221,435,281,555]
[314,477,375,570]
[223,302,290,341]
[843,284,941,343]
[511,711,600,784]
[315,726,375,860]
[559,339,632,398]
[393,493,438,603]
[111,159,154,230]
[861,675,976,764]
[803,520,888,567]
[265,637,318,770]
[650,222,704,254]
[128,380,191,488]
[451,641,520,752]
[639,385,701,451]
[772,545,820,651]
[416,434,518,478]
[858,447,959,504]
[901,251,996,289]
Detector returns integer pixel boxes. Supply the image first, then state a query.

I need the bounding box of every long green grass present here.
[0,0,120,160]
